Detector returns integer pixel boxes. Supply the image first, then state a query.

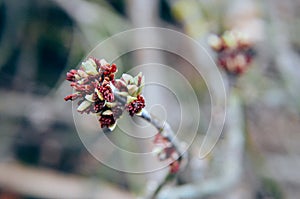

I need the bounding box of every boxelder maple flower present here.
[152,133,180,173]
[208,31,255,75]
[64,57,145,130]
[64,57,181,174]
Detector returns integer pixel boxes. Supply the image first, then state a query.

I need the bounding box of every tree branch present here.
[113,85,185,158]
[113,86,187,199]
[139,109,185,157]
[0,161,134,199]
[156,88,245,199]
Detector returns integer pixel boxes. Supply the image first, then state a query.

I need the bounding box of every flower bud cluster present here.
[64,58,145,130]
[114,72,145,116]
[152,133,180,174]
[64,58,180,174]
[208,31,255,75]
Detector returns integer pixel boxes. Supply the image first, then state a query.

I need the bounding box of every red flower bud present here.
[99,114,115,128]
[97,81,114,102]
[66,69,78,82]
[126,95,145,116]
[64,93,80,101]
[170,160,180,174]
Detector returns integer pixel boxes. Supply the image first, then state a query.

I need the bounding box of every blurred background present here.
[0,0,300,198]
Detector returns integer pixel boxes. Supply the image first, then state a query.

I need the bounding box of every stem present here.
[149,172,176,199]
[113,89,187,199]
[139,109,185,156]
[156,88,245,199]
[113,87,186,158]
[139,110,185,199]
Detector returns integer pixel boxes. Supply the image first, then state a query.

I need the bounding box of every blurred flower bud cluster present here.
[153,133,180,174]
[208,31,256,75]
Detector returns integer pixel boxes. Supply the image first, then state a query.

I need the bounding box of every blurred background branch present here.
[0,161,134,199]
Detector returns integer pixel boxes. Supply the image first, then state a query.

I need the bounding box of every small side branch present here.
[113,89,186,159]
[156,89,245,199]
[113,90,187,199]
[140,109,185,156]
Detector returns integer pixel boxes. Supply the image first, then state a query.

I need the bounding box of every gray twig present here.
[156,88,245,199]
[113,88,187,199]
